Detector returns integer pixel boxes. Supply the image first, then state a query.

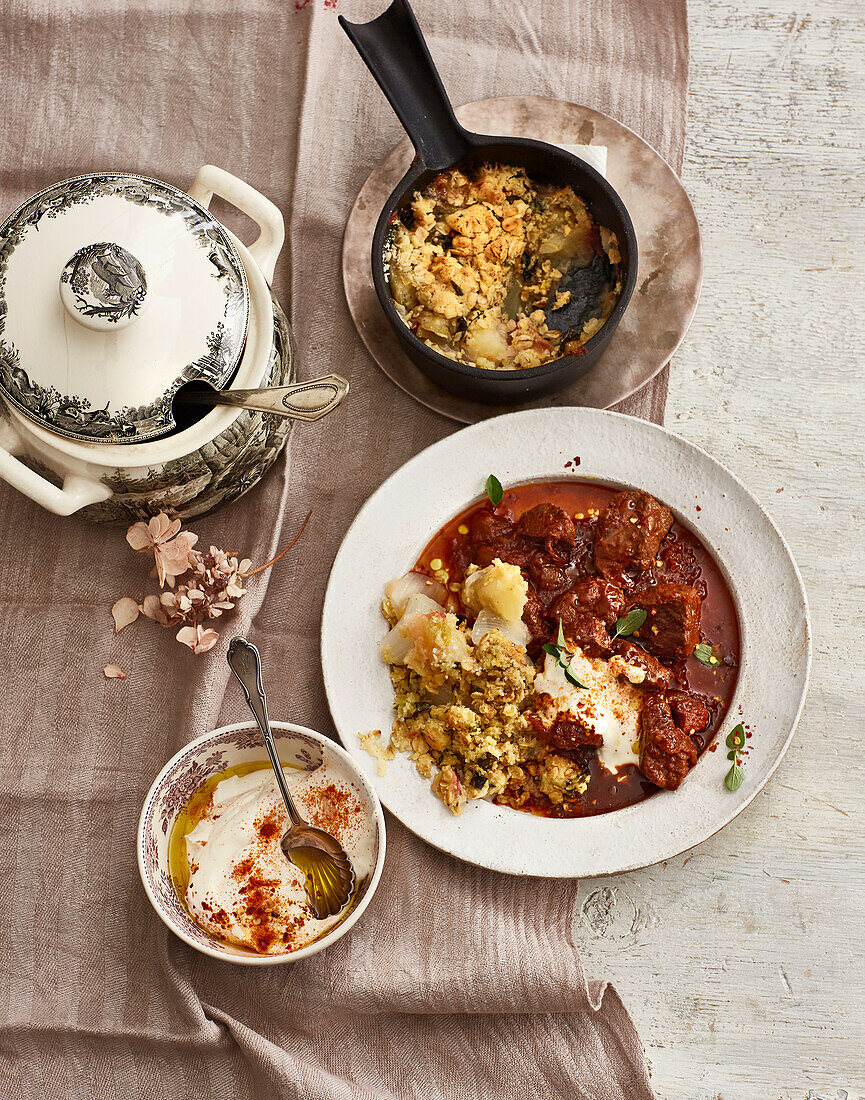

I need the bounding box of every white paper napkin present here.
[560,143,608,176]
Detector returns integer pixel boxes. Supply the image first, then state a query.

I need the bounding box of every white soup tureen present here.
[0,165,345,522]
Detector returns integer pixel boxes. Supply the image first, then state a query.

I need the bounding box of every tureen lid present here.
[0,173,249,443]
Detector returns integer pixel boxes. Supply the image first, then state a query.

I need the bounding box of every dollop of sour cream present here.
[185,761,376,955]
[533,647,644,772]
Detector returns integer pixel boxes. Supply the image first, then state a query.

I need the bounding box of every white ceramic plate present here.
[321,408,810,877]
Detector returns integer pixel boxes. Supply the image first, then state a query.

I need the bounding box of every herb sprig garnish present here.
[542,619,590,690]
[486,474,503,506]
[695,642,722,668]
[611,607,647,642]
[724,724,746,790]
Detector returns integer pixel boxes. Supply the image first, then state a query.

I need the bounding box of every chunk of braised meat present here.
[611,639,673,691]
[555,605,611,657]
[563,576,626,626]
[467,510,519,569]
[545,718,603,751]
[470,528,533,571]
[548,588,580,624]
[448,534,473,578]
[639,694,698,790]
[633,582,702,662]
[516,503,576,562]
[468,509,514,545]
[527,553,568,595]
[503,544,537,571]
[593,490,673,581]
[516,502,576,545]
[571,516,598,578]
[473,541,534,571]
[667,690,710,734]
[522,583,547,650]
[559,745,596,771]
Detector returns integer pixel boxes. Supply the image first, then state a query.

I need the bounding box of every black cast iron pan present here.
[340,0,638,404]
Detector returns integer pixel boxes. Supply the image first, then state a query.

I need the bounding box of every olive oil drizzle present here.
[168,760,302,899]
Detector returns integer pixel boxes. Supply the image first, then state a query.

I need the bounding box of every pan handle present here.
[339,0,471,172]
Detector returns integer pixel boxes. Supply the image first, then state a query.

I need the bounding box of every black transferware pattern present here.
[0,173,249,443]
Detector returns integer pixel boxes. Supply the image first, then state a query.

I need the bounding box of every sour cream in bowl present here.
[138,721,386,965]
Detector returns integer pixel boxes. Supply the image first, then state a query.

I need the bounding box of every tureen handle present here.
[188,165,285,286]
[0,420,112,516]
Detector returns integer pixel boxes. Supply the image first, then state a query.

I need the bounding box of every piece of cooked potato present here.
[462,557,528,622]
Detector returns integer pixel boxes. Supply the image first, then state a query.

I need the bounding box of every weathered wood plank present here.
[575,1,865,1095]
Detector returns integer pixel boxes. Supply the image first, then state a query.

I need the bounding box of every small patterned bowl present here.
[137,721,387,965]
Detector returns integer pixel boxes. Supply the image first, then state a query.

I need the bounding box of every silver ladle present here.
[226,637,355,919]
[174,373,349,423]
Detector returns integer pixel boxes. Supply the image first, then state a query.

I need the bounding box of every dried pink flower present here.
[126,513,199,586]
[111,596,140,633]
[103,663,127,679]
[176,625,220,654]
[140,593,176,627]
[155,531,199,586]
[126,513,181,552]
[110,510,310,660]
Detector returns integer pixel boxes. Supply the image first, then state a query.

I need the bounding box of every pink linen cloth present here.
[0,1,688,1095]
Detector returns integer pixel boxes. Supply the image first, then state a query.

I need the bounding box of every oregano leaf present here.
[563,663,590,691]
[485,474,503,507]
[612,607,647,640]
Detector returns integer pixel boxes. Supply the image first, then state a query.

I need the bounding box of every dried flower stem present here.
[242,510,312,578]
[111,508,313,657]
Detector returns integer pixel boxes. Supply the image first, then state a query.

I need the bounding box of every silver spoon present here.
[226,637,355,919]
[174,373,349,423]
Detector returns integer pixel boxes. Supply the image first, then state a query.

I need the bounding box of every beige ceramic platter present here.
[342,96,702,422]
[321,408,811,878]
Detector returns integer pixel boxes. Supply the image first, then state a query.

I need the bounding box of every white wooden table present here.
[576,1,865,1095]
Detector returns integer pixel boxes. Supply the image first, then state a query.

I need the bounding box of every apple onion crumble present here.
[384,163,623,371]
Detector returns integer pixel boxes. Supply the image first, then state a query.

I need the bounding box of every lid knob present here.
[59,242,148,332]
